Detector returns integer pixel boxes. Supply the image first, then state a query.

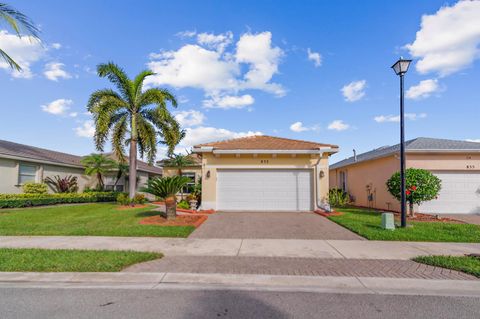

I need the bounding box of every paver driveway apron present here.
[190,212,364,240]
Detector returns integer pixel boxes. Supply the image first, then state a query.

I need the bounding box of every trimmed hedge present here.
[0,192,119,209]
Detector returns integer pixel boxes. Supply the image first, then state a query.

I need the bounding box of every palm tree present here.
[113,161,129,190]
[0,3,40,71]
[87,62,183,199]
[142,176,191,220]
[162,153,196,176]
[81,154,117,190]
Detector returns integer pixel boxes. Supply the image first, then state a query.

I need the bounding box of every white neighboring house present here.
[0,139,163,194]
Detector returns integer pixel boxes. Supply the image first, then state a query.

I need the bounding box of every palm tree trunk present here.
[165,196,176,220]
[97,172,103,190]
[178,168,183,201]
[129,114,138,201]
[409,202,415,218]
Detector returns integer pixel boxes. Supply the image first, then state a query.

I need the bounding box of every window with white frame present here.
[181,172,196,194]
[18,163,37,184]
[339,171,347,192]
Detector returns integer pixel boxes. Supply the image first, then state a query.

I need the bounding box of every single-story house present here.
[329,137,480,214]
[192,135,338,211]
[156,153,202,195]
[0,139,163,194]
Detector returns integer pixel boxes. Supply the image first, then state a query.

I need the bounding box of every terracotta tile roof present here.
[194,135,338,151]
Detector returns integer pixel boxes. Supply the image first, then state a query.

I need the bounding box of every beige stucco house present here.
[192,135,338,211]
[329,137,480,214]
[0,139,162,194]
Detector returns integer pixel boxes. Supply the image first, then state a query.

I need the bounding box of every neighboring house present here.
[192,135,338,211]
[156,154,202,196]
[329,137,480,214]
[0,139,162,194]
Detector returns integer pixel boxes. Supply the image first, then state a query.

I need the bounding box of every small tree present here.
[81,154,117,190]
[386,168,441,217]
[141,176,190,220]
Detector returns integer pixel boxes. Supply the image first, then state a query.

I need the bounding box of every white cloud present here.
[405,1,480,76]
[197,31,233,53]
[51,43,62,49]
[290,122,308,132]
[40,99,73,115]
[174,110,205,127]
[203,94,254,109]
[179,126,262,150]
[0,30,44,78]
[374,113,427,123]
[341,80,367,102]
[69,112,78,117]
[466,139,480,143]
[74,120,95,138]
[176,30,197,38]
[146,31,285,109]
[327,120,350,131]
[307,48,322,67]
[406,79,439,100]
[43,62,72,81]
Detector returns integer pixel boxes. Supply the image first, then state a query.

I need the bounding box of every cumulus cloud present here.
[146,31,285,110]
[327,120,350,131]
[406,79,440,100]
[307,48,322,67]
[290,122,308,132]
[374,113,427,123]
[466,139,480,143]
[41,99,73,116]
[203,94,254,109]
[74,120,95,138]
[43,62,72,81]
[0,30,44,78]
[174,110,205,127]
[405,1,480,76]
[51,43,62,49]
[341,80,367,102]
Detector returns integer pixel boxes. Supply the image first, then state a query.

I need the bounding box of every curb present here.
[0,272,479,297]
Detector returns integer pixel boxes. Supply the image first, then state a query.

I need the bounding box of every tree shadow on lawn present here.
[135,210,162,218]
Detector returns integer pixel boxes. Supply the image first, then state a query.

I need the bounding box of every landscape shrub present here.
[133,193,147,204]
[116,193,130,206]
[0,192,118,209]
[22,182,48,194]
[328,188,350,207]
[177,200,190,209]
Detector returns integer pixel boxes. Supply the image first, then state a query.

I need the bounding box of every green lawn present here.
[413,255,480,278]
[0,248,161,272]
[0,203,194,237]
[329,207,480,242]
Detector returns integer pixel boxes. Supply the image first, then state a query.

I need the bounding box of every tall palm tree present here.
[87,62,183,199]
[0,3,40,71]
[81,153,117,190]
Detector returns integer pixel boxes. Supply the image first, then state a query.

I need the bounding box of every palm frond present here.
[136,116,157,164]
[111,114,128,162]
[132,69,155,99]
[0,47,21,71]
[97,62,133,103]
[0,3,40,39]
[138,88,178,110]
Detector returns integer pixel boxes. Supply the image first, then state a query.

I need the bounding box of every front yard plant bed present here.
[413,256,480,278]
[0,203,195,237]
[0,192,119,209]
[0,248,161,272]
[329,206,480,242]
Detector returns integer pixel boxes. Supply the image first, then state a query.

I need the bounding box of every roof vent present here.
[353,149,357,162]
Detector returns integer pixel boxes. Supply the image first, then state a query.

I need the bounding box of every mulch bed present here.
[314,210,343,217]
[151,201,215,215]
[117,204,150,210]
[139,215,208,228]
[400,212,464,223]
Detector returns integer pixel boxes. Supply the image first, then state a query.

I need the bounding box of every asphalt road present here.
[1,286,480,319]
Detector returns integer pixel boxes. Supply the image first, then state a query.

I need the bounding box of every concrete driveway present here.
[190,212,364,240]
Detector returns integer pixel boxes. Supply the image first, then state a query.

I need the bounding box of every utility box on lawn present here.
[381,213,395,230]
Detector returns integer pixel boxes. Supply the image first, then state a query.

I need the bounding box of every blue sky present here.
[1,0,479,163]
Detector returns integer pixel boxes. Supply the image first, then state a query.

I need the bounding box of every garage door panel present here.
[419,171,480,214]
[217,169,313,211]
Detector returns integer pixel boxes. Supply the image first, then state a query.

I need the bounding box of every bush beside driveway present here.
[329,207,480,242]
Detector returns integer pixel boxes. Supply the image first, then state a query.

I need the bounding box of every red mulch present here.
[117,204,150,210]
[314,210,343,217]
[151,201,215,215]
[139,215,208,228]
[401,212,464,223]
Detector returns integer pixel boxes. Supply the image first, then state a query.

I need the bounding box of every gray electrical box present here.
[381,213,395,230]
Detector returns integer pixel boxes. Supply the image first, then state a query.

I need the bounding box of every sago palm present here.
[142,176,190,220]
[81,153,117,190]
[0,3,40,71]
[87,62,184,199]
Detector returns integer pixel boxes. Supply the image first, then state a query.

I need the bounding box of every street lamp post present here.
[391,57,412,228]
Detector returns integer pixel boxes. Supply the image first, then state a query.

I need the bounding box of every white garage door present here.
[216,169,313,211]
[418,171,480,214]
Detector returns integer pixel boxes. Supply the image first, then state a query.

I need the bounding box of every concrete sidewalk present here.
[0,272,480,297]
[1,236,479,260]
